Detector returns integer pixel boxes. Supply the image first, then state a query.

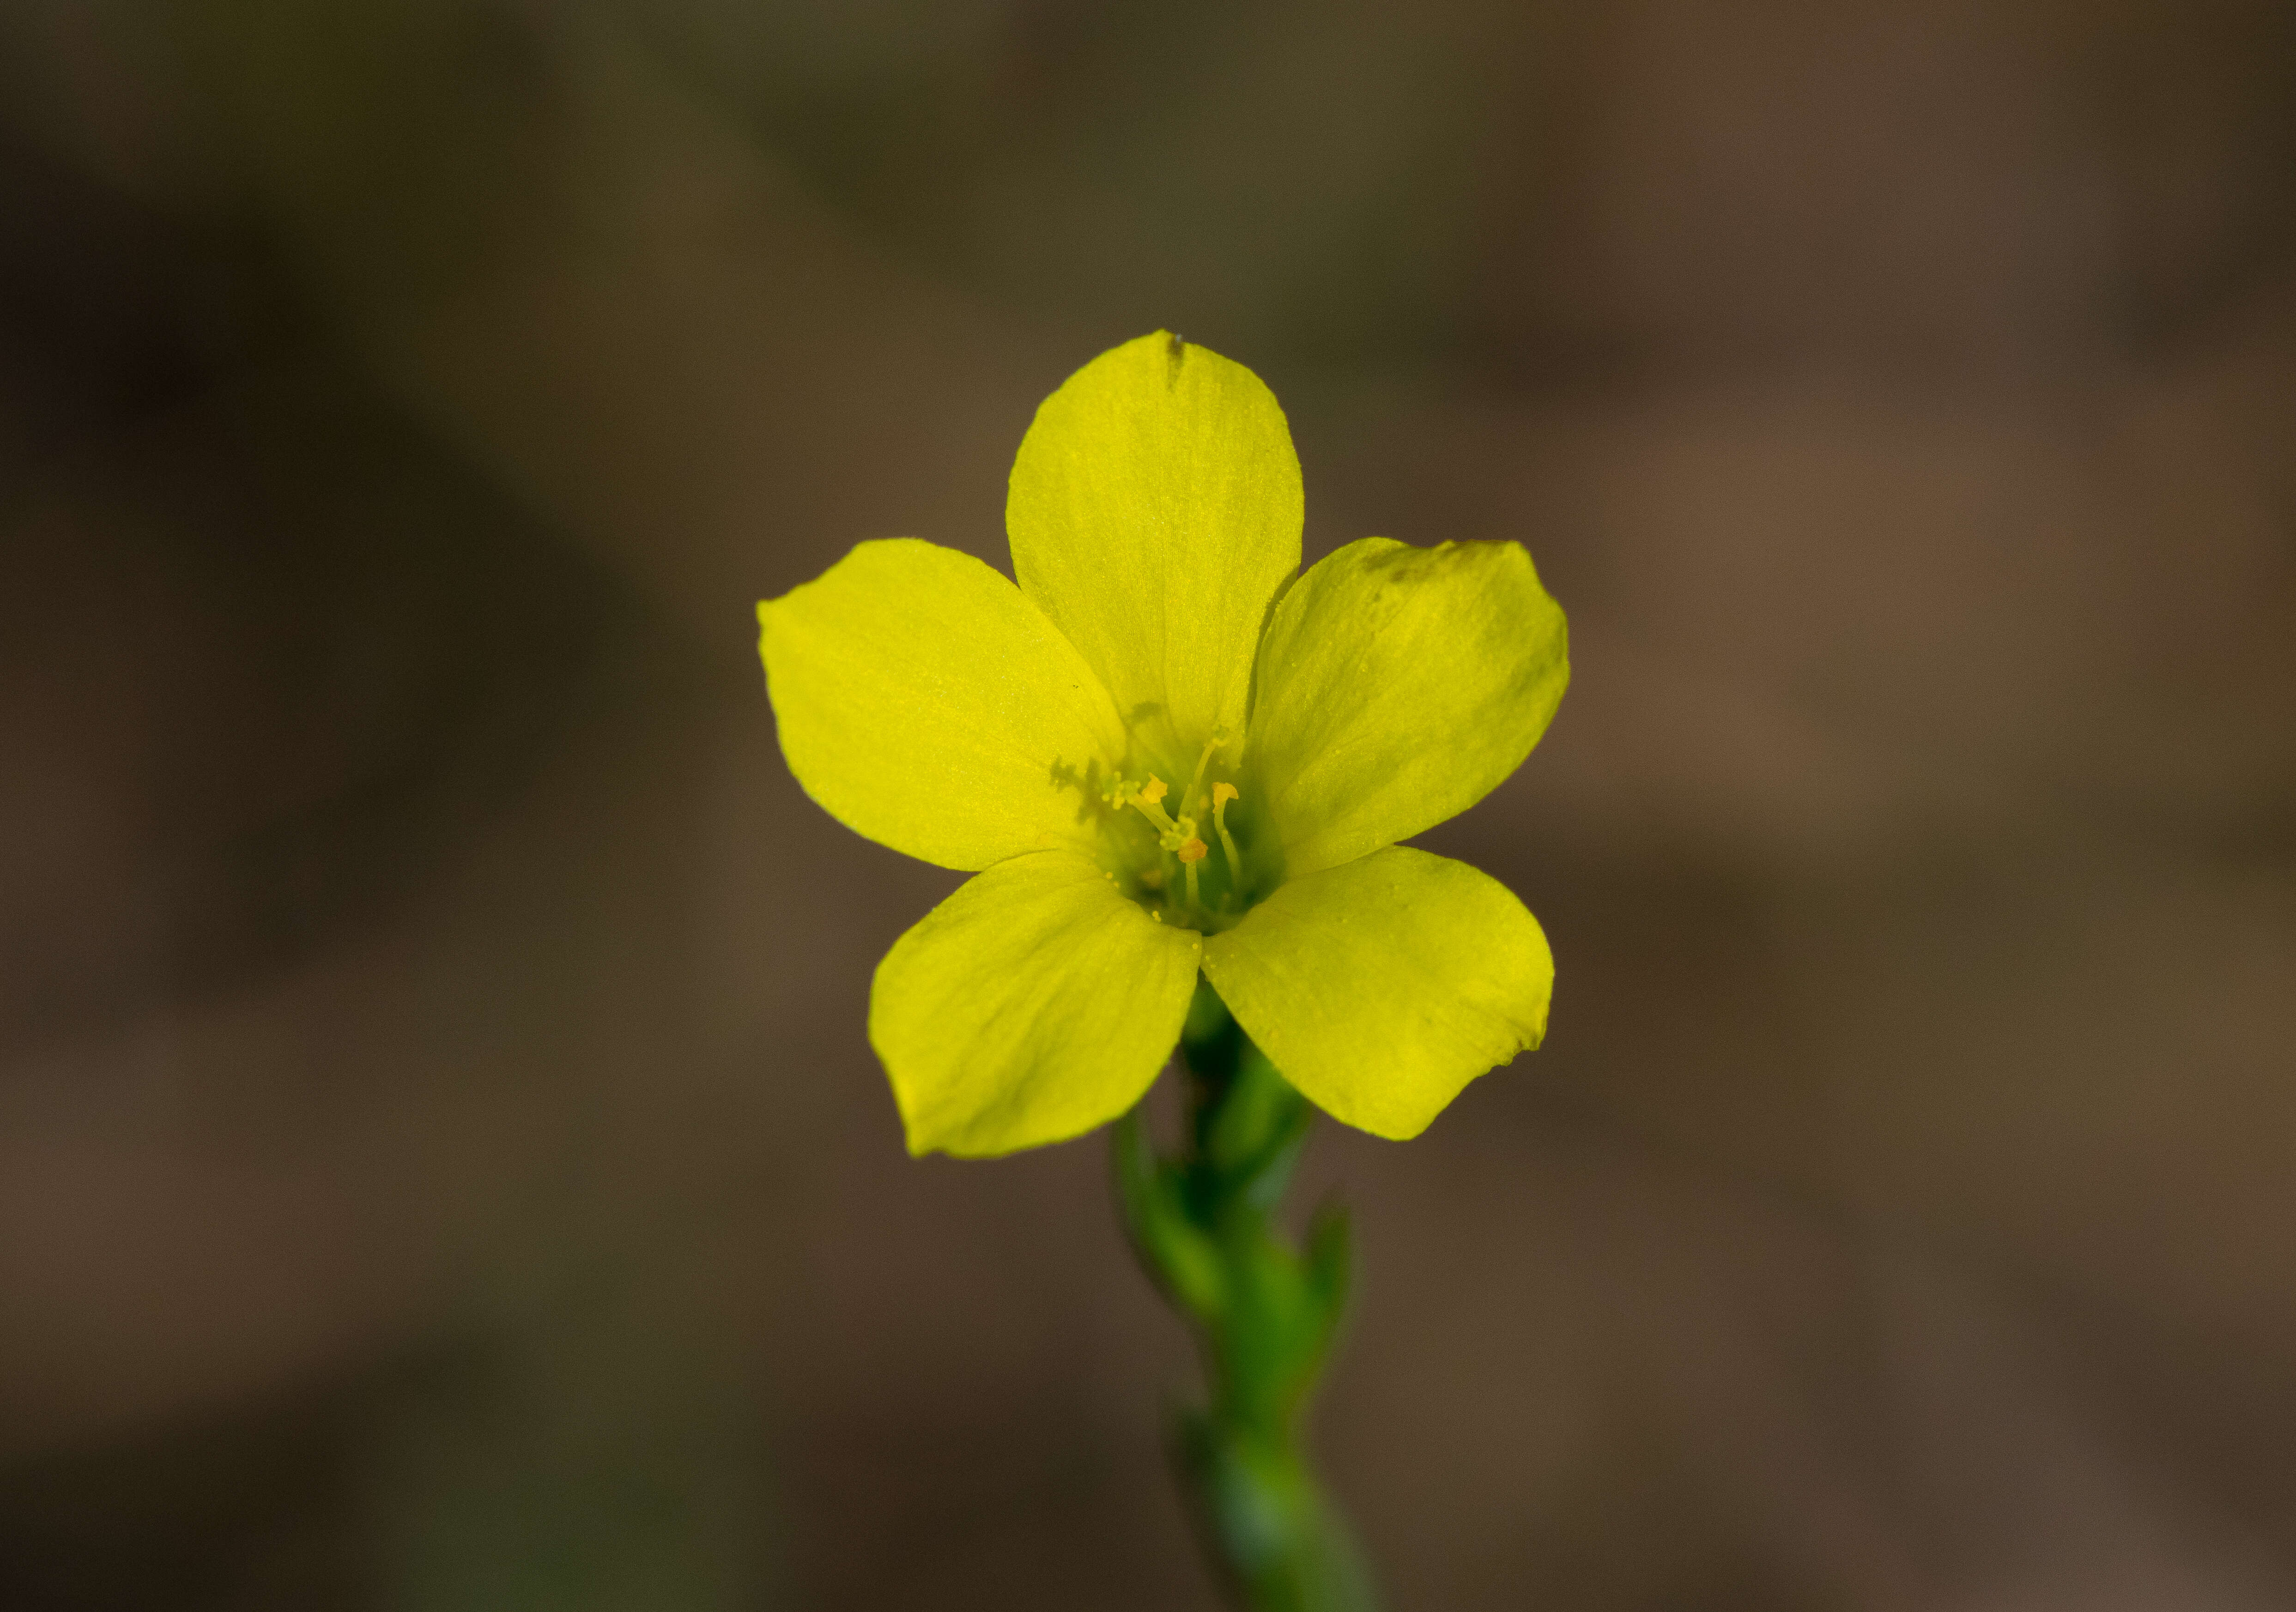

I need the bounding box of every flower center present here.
[1096,731,1273,932]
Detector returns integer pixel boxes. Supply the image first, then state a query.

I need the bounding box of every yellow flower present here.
[759,333,1568,1156]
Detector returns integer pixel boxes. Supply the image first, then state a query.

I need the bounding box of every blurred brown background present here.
[4,1,2294,1607]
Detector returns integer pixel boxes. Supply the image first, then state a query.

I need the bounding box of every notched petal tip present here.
[901,1110,1005,1161]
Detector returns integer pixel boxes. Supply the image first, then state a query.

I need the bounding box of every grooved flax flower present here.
[759,333,1568,1156]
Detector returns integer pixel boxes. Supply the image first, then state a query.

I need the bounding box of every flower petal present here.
[872,851,1204,1157]
[1247,537,1567,876]
[1200,846,1551,1140]
[759,538,1127,871]
[1007,332,1302,761]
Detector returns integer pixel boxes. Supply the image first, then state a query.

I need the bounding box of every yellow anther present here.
[1175,838,1207,864]
[1138,777,1168,805]
[1211,782,1238,809]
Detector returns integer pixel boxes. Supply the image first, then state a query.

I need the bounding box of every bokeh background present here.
[5,1,2295,1606]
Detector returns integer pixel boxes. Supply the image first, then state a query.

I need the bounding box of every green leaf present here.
[759,538,1126,871]
[1007,332,1302,764]
[1246,537,1567,876]
[1201,847,1552,1139]
[871,851,1200,1156]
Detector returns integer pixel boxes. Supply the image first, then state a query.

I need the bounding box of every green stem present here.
[1113,980,1381,1612]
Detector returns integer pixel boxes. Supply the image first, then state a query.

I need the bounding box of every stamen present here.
[1210,784,1244,888]
[1103,757,1244,926]
[1126,776,1181,837]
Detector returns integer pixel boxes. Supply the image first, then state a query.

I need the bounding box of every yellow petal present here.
[1247,537,1566,876]
[1201,847,1551,1140]
[759,538,1127,871]
[1007,332,1301,761]
[872,851,1204,1157]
